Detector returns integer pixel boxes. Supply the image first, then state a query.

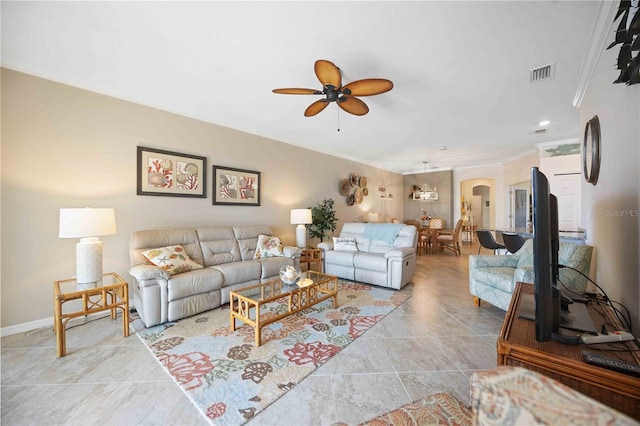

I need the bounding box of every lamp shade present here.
[368,212,379,223]
[59,208,117,238]
[290,209,312,225]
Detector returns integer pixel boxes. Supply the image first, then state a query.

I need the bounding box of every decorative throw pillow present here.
[253,234,284,259]
[333,237,358,252]
[141,245,203,276]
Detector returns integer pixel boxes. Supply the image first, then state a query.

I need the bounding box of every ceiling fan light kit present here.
[273,60,393,117]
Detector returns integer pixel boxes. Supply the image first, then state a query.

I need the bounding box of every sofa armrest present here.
[384,247,415,259]
[283,246,302,258]
[469,254,519,269]
[513,266,534,285]
[317,242,334,251]
[129,264,170,283]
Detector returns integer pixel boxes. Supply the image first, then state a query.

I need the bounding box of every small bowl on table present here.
[279,266,301,286]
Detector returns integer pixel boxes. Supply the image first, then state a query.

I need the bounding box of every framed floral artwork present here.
[212,165,261,206]
[137,146,206,198]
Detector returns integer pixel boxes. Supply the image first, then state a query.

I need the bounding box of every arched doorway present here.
[460,178,496,231]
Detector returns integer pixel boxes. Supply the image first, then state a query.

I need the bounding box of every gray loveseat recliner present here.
[317,223,417,289]
[469,238,593,311]
[129,225,301,327]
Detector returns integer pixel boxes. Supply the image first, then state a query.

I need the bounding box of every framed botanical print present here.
[137,146,206,198]
[212,165,261,206]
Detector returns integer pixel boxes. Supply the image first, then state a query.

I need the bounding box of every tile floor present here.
[1,240,505,425]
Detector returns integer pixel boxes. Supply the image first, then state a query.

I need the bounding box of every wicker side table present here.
[53,272,129,357]
[301,248,322,272]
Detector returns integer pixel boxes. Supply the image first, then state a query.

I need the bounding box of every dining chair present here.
[436,219,464,256]
[428,218,445,230]
[404,220,428,255]
[501,232,526,254]
[476,230,506,254]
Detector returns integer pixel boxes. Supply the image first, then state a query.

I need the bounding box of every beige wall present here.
[579,47,640,333]
[403,170,454,227]
[1,69,403,330]
[503,150,539,186]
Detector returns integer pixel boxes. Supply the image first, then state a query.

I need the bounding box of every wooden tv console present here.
[498,282,640,419]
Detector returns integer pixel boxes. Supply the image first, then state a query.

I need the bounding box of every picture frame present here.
[137,146,206,198]
[212,165,261,206]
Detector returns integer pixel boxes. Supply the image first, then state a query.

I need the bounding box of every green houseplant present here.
[308,198,338,242]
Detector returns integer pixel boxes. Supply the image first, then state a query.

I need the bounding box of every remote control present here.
[581,350,640,377]
[580,330,635,344]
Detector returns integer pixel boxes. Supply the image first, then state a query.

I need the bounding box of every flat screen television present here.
[531,167,560,341]
[529,167,597,342]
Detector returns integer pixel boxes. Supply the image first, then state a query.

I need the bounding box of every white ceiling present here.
[1,1,603,174]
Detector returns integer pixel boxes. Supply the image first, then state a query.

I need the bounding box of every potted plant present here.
[308,198,338,242]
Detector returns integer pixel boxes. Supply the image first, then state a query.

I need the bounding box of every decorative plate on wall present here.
[363,187,369,196]
[355,188,363,204]
[359,176,367,188]
[347,193,355,206]
[339,179,350,196]
[349,173,359,187]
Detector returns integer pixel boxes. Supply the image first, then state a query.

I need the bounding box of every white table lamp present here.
[290,208,312,248]
[59,208,117,288]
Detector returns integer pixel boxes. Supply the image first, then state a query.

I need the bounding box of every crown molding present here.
[573,1,619,108]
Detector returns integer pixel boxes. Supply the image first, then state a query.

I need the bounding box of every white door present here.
[552,173,581,231]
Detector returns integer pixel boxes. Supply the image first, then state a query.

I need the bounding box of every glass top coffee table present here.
[229,270,338,346]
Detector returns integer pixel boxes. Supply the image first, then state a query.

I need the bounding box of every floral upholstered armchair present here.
[469,239,593,311]
[470,366,635,425]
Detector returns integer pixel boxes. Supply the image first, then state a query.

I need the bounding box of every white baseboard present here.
[1,317,54,337]
[1,303,138,337]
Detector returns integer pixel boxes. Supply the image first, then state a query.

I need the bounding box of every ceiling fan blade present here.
[272,88,321,95]
[338,96,369,116]
[343,79,394,96]
[304,99,330,117]
[315,60,342,89]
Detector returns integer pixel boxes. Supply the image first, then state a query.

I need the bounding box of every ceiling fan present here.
[272,60,393,117]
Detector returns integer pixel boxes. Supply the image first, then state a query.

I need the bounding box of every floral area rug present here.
[134,280,409,425]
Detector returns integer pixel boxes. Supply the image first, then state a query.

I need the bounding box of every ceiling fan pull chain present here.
[337,108,340,132]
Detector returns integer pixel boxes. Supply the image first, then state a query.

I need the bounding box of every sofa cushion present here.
[324,250,357,267]
[516,239,534,268]
[353,253,387,272]
[472,267,518,294]
[254,234,284,259]
[233,225,274,261]
[333,236,358,252]
[141,245,203,276]
[213,260,262,285]
[338,223,372,252]
[167,268,223,301]
[130,228,204,267]
[258,256,294,279]
[197,226,241,266]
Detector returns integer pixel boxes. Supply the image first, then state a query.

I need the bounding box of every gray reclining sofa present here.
[129,225,301,327]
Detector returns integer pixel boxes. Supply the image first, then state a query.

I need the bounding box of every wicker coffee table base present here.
[230,275,338,346]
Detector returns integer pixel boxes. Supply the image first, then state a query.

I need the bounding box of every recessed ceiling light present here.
[438,146,447,150]
[539,120,551,126]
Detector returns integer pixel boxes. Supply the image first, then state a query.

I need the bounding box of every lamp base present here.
[295,224,307,248]
[76,237,103,286]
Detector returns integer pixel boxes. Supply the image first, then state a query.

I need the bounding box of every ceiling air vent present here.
[535,128,547,134]
[530,63,555,82]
